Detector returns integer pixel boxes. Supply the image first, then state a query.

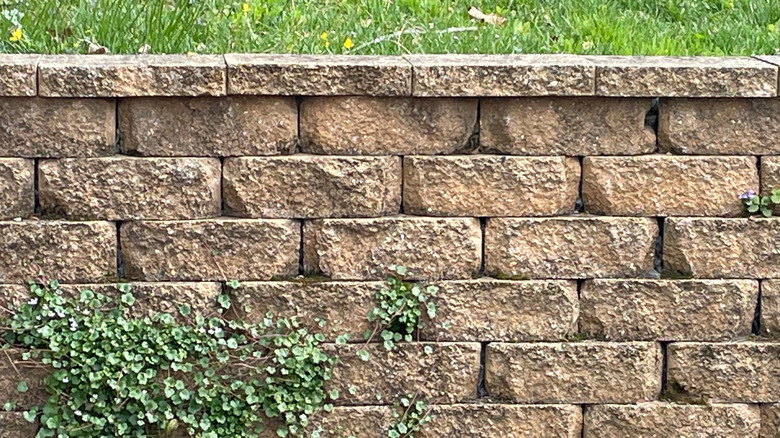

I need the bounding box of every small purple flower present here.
[739,190,756,200]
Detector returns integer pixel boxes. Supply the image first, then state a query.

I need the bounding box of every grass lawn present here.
[1,0,779,56]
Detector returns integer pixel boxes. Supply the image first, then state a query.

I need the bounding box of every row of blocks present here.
[5,96,780,157]
[2,216,780,281]
[0,154,771,220]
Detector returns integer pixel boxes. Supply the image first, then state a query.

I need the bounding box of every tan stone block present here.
[583,156,757,216]
[485,217,657,279]
[0,98,115,158]
[406,54,595,96]
[0,221,115,283]
[420,280,578,342]
[38,55,225,97]
[0,54,39,96]
[39,158,221,220]
[762,281,780,338]
[304,217,482,280]
[118,97,297,156]
[0,159,33,219]
[0,412,37,438]
[580,280,757,341]
[420,404,582,438]
[663,218,780,279]
[761,157,780,215]
[485,342,661,403]
[584,403,760,438]
[227,281,380,340]
[224,156,401,218]
[761,404,780,438]
[667,342,780,402]
[658,98,780,154]
[225,54,411,96]
[325,343,479,405]
[403,156,579,217]
[0,349,51,410]
[299,97,477,155]
[121,219,299,281]
[480,97,655,155]
[316,406,394,438]
[594,56,777,97]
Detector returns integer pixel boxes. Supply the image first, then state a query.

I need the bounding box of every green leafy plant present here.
[1,280,336,438]
[740,189,780,217]
[359,266,438,359]
[387,395,432,438]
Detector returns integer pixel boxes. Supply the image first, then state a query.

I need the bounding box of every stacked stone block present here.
[1,54,780,436]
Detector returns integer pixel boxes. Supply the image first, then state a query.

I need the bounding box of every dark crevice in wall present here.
[653,217,665,277]
[219,157,226,215]
[297,220,305,276]
[399,155,405,214]
[116,221,125,279]
[576,279,585,333]
[469,99,481,152]
[295,97,303,154]
[575,156,584,213]
[753,281,762,335]
[478,218,486,276]
[645,98,659,135]
[660,341,670,393]
[757,155,763,193]
[114,99,120,154]
[33,158,40,214]
[579,405,587,438]
[477,341,488,397]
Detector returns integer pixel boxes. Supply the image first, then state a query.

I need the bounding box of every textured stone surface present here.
[584,403,761,438]
[38,54,226,97]
[228,281,380,340]
[0,221,115,283]
[583,156,757,216]
[406,54,595,96]
[761,157,780,215]
[0,54,39,96]
[762,281,780,337]
[0,349,51,410]
[224,156,401,218]
[317,406,394,437]
[486,342,661,403]
[299,97,477,155]
[0,97,115,157]
[403,156,580,216]
[121,220,299,281]
[304,217,482,280]
[593,56,778,97]
[118,96,297,156]
[420,404,582,438]
[325,343,479,404]
[39,158,221,220]
[0,412,37,437]
[663,218,780,279]
[485,217,657,279]
[225,54,412,96]
[420,280,578,342]
[658,98,780,154]
[480,97,655,155]
[0,159,33,219]
[667,342,780,402]
[580,280,757,341]
[761,404,780,438]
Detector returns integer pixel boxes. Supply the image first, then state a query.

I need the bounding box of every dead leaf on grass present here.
[468,6,507,27]
[84,39,109,54]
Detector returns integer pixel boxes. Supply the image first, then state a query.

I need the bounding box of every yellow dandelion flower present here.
[320,32,329,48]
[9,28,22,42]
[241,3,250,13]
[343,37,354,49]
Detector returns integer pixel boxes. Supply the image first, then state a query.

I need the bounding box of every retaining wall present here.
[2,54,780,437]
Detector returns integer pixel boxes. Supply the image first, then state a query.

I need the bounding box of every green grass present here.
[1,0,779,55]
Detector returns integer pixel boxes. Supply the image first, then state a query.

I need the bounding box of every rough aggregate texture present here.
[0,349,51,410]
[224,156,401,218]
[121,219,300,281]
[299,96,477,155]
[582,155,758,216]
[761,280,780,338]
[485,217,658,279]
[403,155,580,216]
[0,412,38,437]
[0,54,39,96]
[420,404,582,438]
[118,96,297,156]
[480,97,655,155]
[761,404,780,438]
[583,403,761,438]
[39,158,221,220]
[486,342,662,403]
[0,159,33,219]
[304,217,482,280]
[580,280,757,341]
